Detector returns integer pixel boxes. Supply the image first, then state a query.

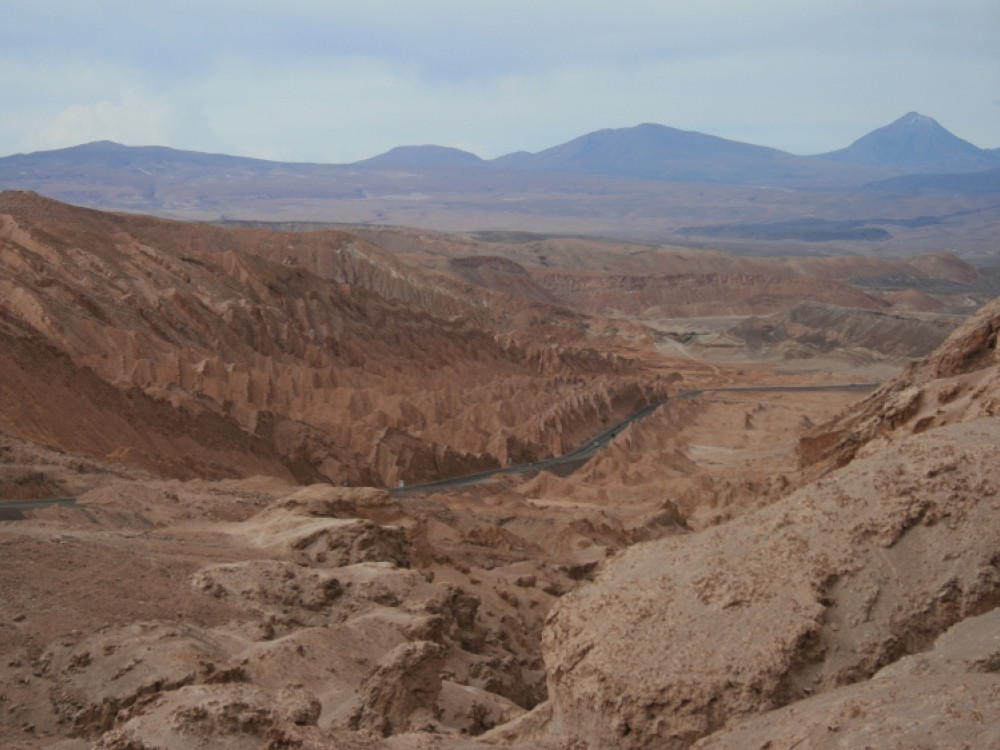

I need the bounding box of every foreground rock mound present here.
[695,673,1000,749]
[94,684,323,750]
[537,295,1000,749]
[38,622,238,739]
[543,422,1000,748]
[694,609,1000,749]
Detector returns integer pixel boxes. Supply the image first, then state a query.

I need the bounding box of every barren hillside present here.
[0,192,679,487]
[1,194,996,749]
[515,294,1000,748]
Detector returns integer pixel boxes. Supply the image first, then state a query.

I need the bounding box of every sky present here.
[2,0,997,163]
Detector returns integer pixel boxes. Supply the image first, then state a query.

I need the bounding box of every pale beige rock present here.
[694,605,1000,748]
[341,641,447,736]
[192,560,344,616]
[437,680,526,736]
[245,512,410,568]
[541,419,1000,748]
[35,622,239,739]
[873,607,1000,680]
[92,683,322,750]
[693,673,1000,750]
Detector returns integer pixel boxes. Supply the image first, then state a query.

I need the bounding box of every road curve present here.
[390,382,879,495]
[0,384,880,504]
[0,497,77,510]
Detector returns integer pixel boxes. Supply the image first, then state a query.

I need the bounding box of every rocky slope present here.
[730,300,959,362]
[349,225,996,320]
[0,425,687,749]
[799,291,1000,471]
[0,192,673,486]
[516,294,1000,748]
[3,191,996,749]
[532,270,887,319]
[694,609,1000,748]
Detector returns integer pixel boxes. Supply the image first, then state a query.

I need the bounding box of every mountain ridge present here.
[817,111,1000,173]
[4,112,990,180]
[0,191,665,486]
[1,114,997,254]
[0,138,297,170]
[488,122,876,186]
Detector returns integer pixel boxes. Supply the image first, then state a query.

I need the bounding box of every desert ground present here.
[2,191,999,748]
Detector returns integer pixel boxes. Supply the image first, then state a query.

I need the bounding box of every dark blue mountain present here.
[816,112,998,174]
[0,139,286,173]
[489,123,882,187]
[354,145,485,168]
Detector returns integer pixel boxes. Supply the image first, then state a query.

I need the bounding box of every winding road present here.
[0,383,879,508]
[390,382,879,494]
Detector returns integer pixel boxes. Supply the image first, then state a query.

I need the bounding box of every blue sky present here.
[2,0,997,162]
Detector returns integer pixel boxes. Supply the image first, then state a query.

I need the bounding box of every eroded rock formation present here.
[0,192,670,487]
[3,195,998,749]
[527,294,1000,748]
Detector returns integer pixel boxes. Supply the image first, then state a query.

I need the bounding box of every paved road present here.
[0,497,77,510]
[390,382,879,494]
[0,383,880,504]
[0,497,76,520]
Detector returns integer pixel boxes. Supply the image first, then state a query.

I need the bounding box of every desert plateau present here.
[2,110,1000,749]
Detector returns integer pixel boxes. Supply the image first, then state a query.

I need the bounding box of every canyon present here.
[1,191,999,748]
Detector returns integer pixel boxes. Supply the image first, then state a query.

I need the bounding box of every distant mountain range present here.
[0,113,998,238]
[2,113,996,193]
[0,138,280,174]
[488,122,880,187]
[339,124,882,187]
[353,112,999,183]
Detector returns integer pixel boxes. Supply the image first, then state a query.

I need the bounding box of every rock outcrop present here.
[0,192,667,486]
[37,622,239,739]
[93,684,323,750]
[534,294,1000,748]
[799,292,1000,470]
[694,609,1000,749]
